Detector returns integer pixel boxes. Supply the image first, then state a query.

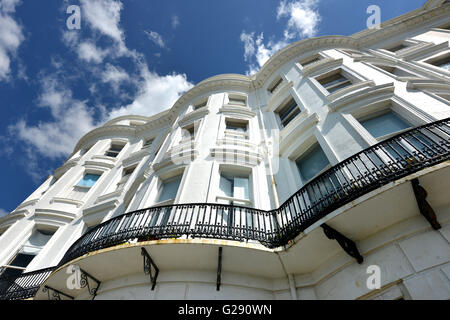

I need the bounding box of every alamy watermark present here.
[66,5,81,30]
[366,264,381,290]
[367,5,381,30]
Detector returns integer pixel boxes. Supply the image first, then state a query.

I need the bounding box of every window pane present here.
[360,112,410,139]
[77,174,101,187]
[219,175,233,197]
[21,230,54,255]
[157,176,182,203]
[296,144,330,182]
[8,253,36,268]
[234,177,249,200]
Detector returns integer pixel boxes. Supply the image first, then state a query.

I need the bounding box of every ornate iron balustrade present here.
[0,267,56,300]
[57,118,449,265]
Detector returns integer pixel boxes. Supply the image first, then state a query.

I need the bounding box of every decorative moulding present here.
[153,149,198,172]
[0,211,27,230]
[327,80,376,103]
[54,157,81,179]
[406,78,450,90]
[94,189,123,205]
[14,199,39,212]
[178,107,210,128]
[328,82,395,112]
[279,112,319,156]
[267,81,294,110]
[403,41,449,61]
[71,125,135,157]
[50,197,84,208]
[218,105,256,118]
[210,147,263,166]
[34,208,77,227]
[83,199,120,218]
[121,149,149,168]
[301,58,343,77]
[84,159,116,170]
[353,55,397,65]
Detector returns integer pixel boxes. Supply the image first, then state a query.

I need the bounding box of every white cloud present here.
[0,0,24,81]
[171,15,180,29]
[144,30,165,48]
[108,64,193,119]
[77,41,108,63]
[80,0,126,52]
[101,63,130,92]
[240,0,321,75]
[9,0,195,181]
[9,75,99,159]
[240,31,288,75]
[277,0,321,39]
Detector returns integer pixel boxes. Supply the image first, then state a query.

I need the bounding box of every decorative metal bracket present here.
[411,178,441,230]
[321,224,363,264]
[80,268,101,300]
[141,247,159,291]
[217,247,223,291]
[42,285,74,300]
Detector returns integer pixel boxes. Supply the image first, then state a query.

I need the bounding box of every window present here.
[217,172,251,206]
[105,142,125,158]
[0,230,54,281]
[359,111,411,140]
[156,175,182,204]
[225,119,248,139]
[426,55,450,71]
[116,165,136,190]
[295,144,331,183]
[375,65,416,78]
[385,43,408,52]
[76,173,101,188]
[268,76,283,94]
[317,70,353,94]
[143,138,154,148]
[181,124,195,142]
[228,96,247,106]
[277,97,301,127]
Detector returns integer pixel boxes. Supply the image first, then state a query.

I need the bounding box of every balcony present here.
[1,117,449,299]
[0,267,55,300]
[58,117,450,264]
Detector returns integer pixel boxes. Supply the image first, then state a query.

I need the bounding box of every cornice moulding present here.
[178,107,210,127]
[279,112,319,156]
[218,105,256,118]
[406,79,450,90]
[328,82,395,112]
[301,58,343,77]
[327,80,376,103]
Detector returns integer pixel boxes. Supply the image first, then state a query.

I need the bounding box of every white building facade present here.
[1,0,450,300]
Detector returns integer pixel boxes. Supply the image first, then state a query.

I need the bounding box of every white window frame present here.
[275,96,302,129]
[342,98,426,147]
[224,118,249,140]
[215,165,253,207]
[226,93,248,107]
[267,75,284,95]
[311,66,365,97]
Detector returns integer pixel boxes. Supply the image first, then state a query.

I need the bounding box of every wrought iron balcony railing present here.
[1,118,448,300]
[0,267,56,300]
[58,118,450,265]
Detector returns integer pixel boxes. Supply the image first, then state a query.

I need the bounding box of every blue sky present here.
[0,0,426,215]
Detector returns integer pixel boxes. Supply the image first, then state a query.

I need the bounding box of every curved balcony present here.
[0,267,55,300]
[58,118,450,266]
